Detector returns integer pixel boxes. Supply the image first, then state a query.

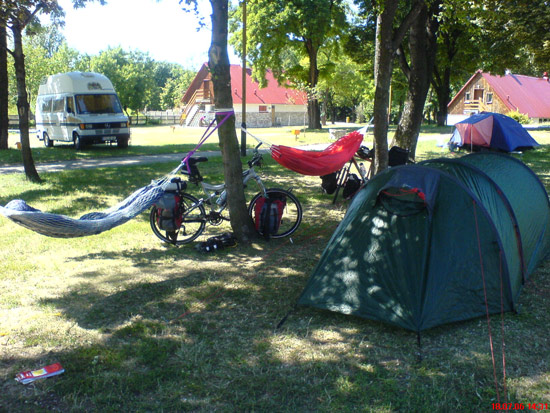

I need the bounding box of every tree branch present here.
[392,0,424,51]
[22,2,46,29]
[397,44,410,81]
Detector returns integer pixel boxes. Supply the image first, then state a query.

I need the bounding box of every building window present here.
[465,92,471,101]
[486,93,493,104]
[259,105,268,113]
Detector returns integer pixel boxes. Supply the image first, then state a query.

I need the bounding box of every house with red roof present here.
[447,69,550,125]
[180,63,307,127]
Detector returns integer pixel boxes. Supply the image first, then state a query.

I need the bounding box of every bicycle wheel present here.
[248,188,302,239]
[150,193,206,245]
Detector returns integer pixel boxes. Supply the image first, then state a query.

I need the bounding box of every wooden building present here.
[180,64,307,128]
[447,70,550,125]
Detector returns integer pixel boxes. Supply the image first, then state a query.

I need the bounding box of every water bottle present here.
[359,162,367,178]
[216,190,227,205]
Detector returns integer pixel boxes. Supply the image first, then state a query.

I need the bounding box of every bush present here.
[506,110,530,124]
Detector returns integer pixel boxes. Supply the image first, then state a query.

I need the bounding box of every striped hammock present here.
[0,181,165,238]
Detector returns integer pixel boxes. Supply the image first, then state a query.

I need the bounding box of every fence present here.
[7,115,30,128]
[128,114,181,126]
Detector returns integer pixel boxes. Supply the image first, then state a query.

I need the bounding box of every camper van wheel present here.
[117,137,129,148]
[43,133,53,148]
[73,134,83,150]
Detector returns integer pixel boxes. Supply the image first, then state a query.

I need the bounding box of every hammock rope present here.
[182,109,234,173]
[0,109,235,238]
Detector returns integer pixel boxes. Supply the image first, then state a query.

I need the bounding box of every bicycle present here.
[149,145,303,246]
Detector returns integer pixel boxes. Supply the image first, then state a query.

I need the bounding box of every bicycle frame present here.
[172,149,268,217]
[197,167,267,215]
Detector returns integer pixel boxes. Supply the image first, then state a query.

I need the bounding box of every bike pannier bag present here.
[155,193,180,231]
[343,173,361,200]
[320,172,338,194]
[388,146,409,166]
[254,194,286,237]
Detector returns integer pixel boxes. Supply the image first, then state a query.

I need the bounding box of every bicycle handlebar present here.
[248,147,263,168]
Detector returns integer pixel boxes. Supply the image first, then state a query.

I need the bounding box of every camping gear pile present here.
[299,152,550,332]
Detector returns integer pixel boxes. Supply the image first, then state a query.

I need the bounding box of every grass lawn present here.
[0,126,549,411]
[1,124,344,165]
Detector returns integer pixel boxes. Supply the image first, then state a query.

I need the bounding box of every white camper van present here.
[35,72,130,149]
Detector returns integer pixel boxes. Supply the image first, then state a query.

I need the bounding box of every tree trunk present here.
[372,0,424,173]
[0,24,8,150]
[372,1,398,173]
[305,39,322,130]
[12,23,41,182]
[393,1,439,158]
[209,0,256,243]
[432,66,452,127]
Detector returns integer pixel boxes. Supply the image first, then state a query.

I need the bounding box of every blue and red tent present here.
[450,112,539,152]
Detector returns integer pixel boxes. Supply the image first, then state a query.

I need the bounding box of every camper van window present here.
[75,94,123,115]
[41,98,52,113]
[52,97,64,113]
[66,96,75,114]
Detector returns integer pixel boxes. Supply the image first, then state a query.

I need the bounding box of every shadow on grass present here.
[3,240,549,411]
[2,267,527,412]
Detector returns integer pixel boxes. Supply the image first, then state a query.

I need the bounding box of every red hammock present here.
[270,131,364,176]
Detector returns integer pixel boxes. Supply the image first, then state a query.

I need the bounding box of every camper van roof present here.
[38,72,116,95]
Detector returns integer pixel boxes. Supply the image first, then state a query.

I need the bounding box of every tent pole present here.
[276,304,297,329]
[416,333,423,363]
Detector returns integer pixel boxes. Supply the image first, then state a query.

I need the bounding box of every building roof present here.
[449,69,550,118]
[182,63,307,106]
[229,65,307,105]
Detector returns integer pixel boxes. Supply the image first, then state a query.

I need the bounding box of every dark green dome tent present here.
[298,153,550,332]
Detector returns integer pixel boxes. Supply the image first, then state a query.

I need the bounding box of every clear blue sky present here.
[55,0,240,69]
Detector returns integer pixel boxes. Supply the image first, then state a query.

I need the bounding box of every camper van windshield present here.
[75,94,123,115]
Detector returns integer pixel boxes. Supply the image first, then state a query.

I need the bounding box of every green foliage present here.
[479,0,550,73]
[158,65,195,110]
[317,54,374,121]
[81,47,155,113]
[506,110,530,124]
[13,26,83,111]
[230,0,348,87]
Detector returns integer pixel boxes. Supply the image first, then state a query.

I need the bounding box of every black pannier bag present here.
[356,145,374,160]
[156,193,179,231]
[388,146,410,167]
[320,172,338,194]
[343,173,362,199]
